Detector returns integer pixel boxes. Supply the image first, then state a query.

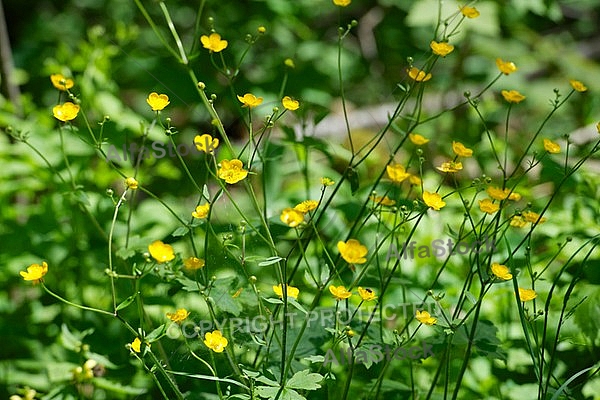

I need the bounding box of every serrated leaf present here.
[172,226,189,237]
[258,256,284,267]
[286,369,323,391]
[116,247,136,260]
[116,293,137,311]
[176,276,202,292]
[256,386,304,400]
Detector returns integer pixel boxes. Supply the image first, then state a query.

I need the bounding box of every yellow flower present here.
[543,138,560,154]
[415,310,437,325]
[436,161,463,173]
[386,163,410,183]
[50,73,74,91]
[369,195,396,206]
[358,287,377,301]
[409,133,430,145]
[166,308,190,323]
[496,58,518,75]
[130,338,142,353]
[125,177,138,190]
[479,198,500,214]
[501,90,526,104]
[282,96,300,111]
[20,261,48,283]
[522,210,547,224]
[409,174,422,186]
[284,58,296,68]
[518,288,537,302]
[460,5,480,18]
[510,215,527,228]
[53,102,80,122]
[486,186,510,201]
[329,285,353,300]
[407,67,432,82]
[491,263,512,280]
[237,93,263,108]
[280,208,305,227]
[194,134,219,153]
[423,191,446,210]
[294,200,319,213]
[192,204,210,219]
[200,33,228,53]
[204,330,228,353]
[508,192,522,201]
[148,240,175,263]
[146,92,170,111]
[452,141,473,157]
[257,26,266,34]
[333,0,351,6]
[430,41,454,57]
[184,256,205,270]
[273,284,300,300]
[596,121,600,134]
[218,159,248,184]
[321,177,335,186]
[337,239,368,264]
[569,80,587,93]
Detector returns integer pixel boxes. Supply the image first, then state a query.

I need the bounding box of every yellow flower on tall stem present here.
[518,288,537,302]
[337,239,368,264]
[200,33,228,53]
[436,161,463,173]
[430,41,454,57]
[273,284,300,300]
[50,73,74,91]
[501,90,526,104]
[282,96,300,111]
[194,134,219,153]
[53,102,80,122]
[416,310,437,325]
[237,93,263,108]
[333,0,351,6]
[294,200,319,213]
[184,257,205,270]
[491,263,512,280]
[329,285,352,301]
[423,191,446,210]
[496,58,518,75]
[146,92,170,111]
[543,139,560,154]
[204,330,228,353]
[452,141,473,157]
[166,308,190,323]
[124,177,138,190]
[218,159,248,184]
[192,204,210,219]
[358,287,377,301]
[280,208,304,227]
[522,210,547,224]
[409,133,429,145]
[479,198,500,214]
[20,261,48,283]
[407,67,432,82]
[569,80,587,93]
[148,240,175,263]
[460,5,480,18]
[386,163,410,183]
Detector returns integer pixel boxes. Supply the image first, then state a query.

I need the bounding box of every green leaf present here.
[176,276,202,292]
[172,226,189,237]
[286,369,323,391]
[116,247,136,260]
[93,377,147,395]
[345,167,359,195]
[116,293,137,311]
[258,256,285,267]
[256,386,304,400]
[145,324,166,342]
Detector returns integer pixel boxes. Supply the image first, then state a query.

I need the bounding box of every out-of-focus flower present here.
[569,80,587,92]
[479,198,500,214]
[50,73,74,91]
[369,195,396,206]
[460,5,480,18]
[416,310,437,325]
[125,177,138,190]
[282,96,300,111]
[543,138,560,154]
[522,210,547,224]
[184,257,205,270]
[148,240,175,263]
[408,67,432,82]
[436,161,463,173]
[20,261,48,283]
[321,177,335,186]
[501,90,526,104]
[518,288,537,302]
[166,308,190,323]
[201,33,228,53]
[294,200,319,213]
[192,204,210,219]
[452,141,473,157]
[430,41,454,57]
[280,208,304,227]
[487,186,510,201]
[496,58,518,75]
[387,163,411,183]
[273,284,299,300]
[409,133,429,145]
[510,215,528,228]
[333,0,351,6]
[423,191,446,210]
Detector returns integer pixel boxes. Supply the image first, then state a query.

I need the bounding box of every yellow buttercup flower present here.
[518,288,537,302]
[569,80,587,93]
[543,138,560,154]
[510,215,528,228]
[386,163,410,183]
[204,330,228,353]
[486,186,510,201]
[337,239,368,264]
[282,96,300,111]
[131,338,142,353]
[460,5,480,18]
[192,204,210,219]
[501,90,526,104]
[273,284,299,300]
[479,198,500,214]
[294,200,319,213]
[491,263,512,280]
[280,208,304,227]
[333,0,351,6]
[329,285,352,301]
[430,41,454,57]
[148,240,175,263]
[596,121,600,134]
[436,161,463,173]
[408,174,422,186]
[257,26,266,34]
[408,67,432,82]
[125,177,138,190]
[237,93,263,108]
[184,256,205,270]
[508,192,522,201]
[423,191,446,210]
[452,141,473,157]
[166,308,190,323]
[194,134,219,153]
[53,102,80,122]
[358,287,377,301]
[321,177,335,186]
[218,159,248,184]
[416,310,437,325]
[409,133,429,145]
[20,261,48,283]
[284,58,295,68]
[496,58,518,75]
[146,92,170,111]
[50,73,74,91]
[200,33,228,53]
[522,210,547,224]
[369,195,396,206]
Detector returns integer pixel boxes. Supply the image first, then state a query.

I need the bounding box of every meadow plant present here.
[5,1,600,399]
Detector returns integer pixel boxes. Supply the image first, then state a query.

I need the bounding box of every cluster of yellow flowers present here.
[280,200,319,227]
